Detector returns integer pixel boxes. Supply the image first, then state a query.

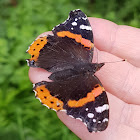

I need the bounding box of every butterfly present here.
[26,9,109,132]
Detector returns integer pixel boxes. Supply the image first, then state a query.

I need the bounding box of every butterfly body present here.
[49,62,104,82]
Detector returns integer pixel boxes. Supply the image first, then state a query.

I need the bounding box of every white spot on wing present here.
[87,113,94,118]
[95,104,109,113]
[82,17,87,20]
[26,59,29,66]
[80,25,92,30]
[32,84,35,88]
[77,118,82,121]
[72,21,77,26]
[69,115,74,119]
[86,108,88,111]
[75,18,78,21]
[102,118,109,122]
[71,27,74,30]
[93,119,96,123]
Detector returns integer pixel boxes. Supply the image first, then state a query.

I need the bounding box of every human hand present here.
[29,18,140,140]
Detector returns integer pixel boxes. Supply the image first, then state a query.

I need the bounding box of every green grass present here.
[0,0,139,139]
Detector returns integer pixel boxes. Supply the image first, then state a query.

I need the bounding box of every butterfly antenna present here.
[94,48,100,71]
[103,59,127,64]
[96,48,98,63]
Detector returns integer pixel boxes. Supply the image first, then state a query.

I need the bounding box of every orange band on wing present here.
[68,84,104,108]
[57,31,94,50]
[35,85,64,111]
[27,37,47,61]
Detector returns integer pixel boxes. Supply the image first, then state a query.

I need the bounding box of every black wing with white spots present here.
[53,9,93,42]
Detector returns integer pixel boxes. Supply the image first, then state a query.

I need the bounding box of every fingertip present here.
[89,17,118,52]
[29,67,52,83]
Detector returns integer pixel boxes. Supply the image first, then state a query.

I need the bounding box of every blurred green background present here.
[0,0,139,139]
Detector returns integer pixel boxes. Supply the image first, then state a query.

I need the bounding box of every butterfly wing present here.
[53,9,93,43]
[33,74,109,132]
[26,9,94,72]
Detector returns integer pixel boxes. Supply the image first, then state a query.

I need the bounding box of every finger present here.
[94,49,140,105]
[36,31,53,39]
[29,67,52,83]
[57,93,140,140]
[89,18,140,67]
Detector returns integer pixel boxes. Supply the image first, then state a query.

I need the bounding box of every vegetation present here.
[0,0,139,139]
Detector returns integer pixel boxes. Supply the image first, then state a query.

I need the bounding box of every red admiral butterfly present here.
[26,9,109,132]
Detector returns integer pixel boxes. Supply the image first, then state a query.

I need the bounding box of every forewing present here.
[26,9,94,72]
[27,35,93,72]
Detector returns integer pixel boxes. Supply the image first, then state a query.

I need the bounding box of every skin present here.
[28,18,140,140]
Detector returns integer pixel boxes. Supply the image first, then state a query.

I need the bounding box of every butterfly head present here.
[90,63,105,73]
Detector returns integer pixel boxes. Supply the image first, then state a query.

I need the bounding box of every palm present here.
[29,18,140,140]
